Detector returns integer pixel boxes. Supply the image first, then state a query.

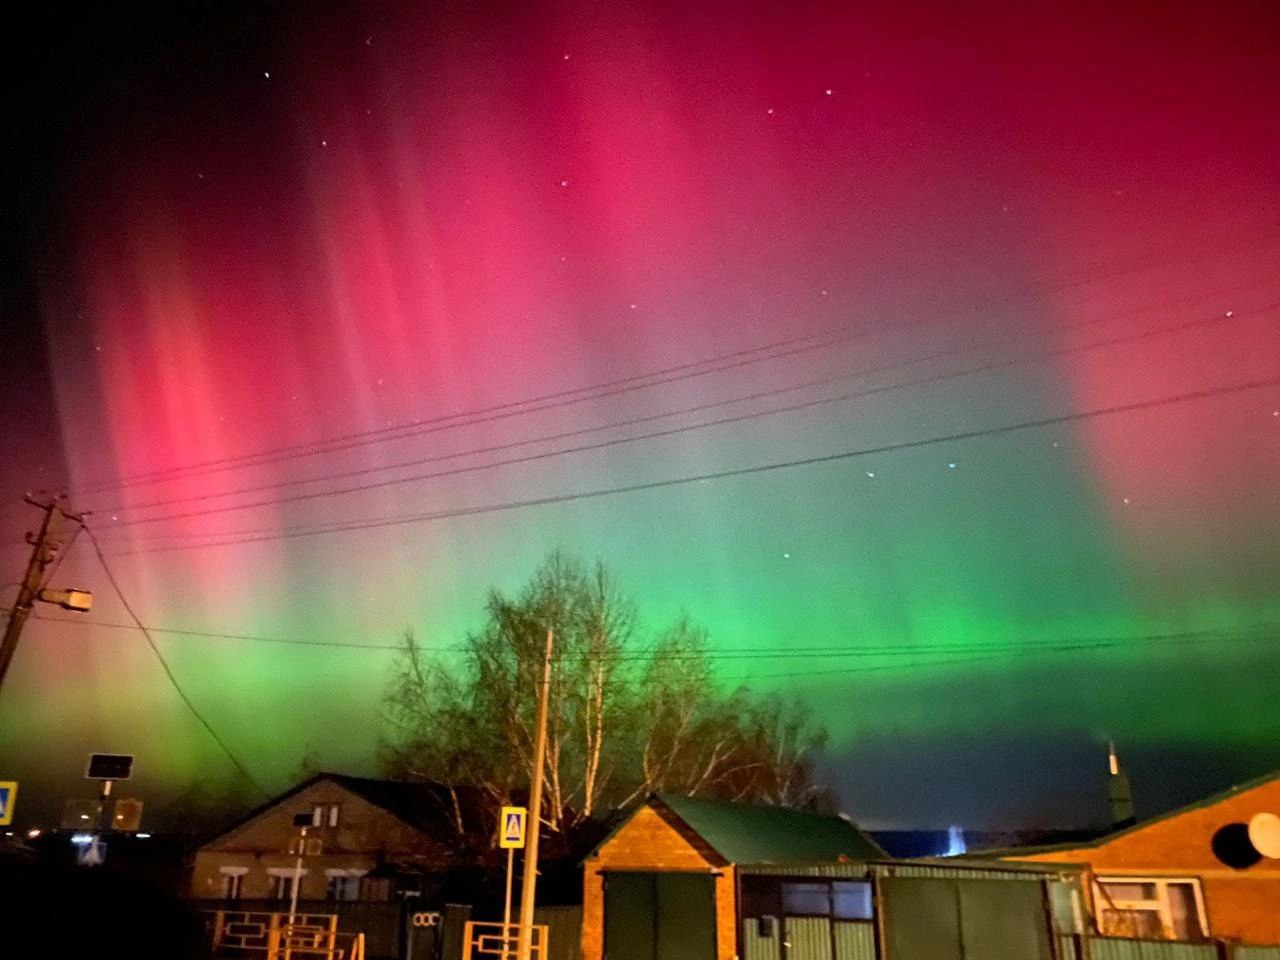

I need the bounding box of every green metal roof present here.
[654,793,887,865]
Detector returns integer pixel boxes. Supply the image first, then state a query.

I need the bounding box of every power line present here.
[80,523,270,797]
[73,226,1280,495]
[105,373,1280,554]
[99,302,1277,530]
[28,610,1276,663]
[97,284,1276,519]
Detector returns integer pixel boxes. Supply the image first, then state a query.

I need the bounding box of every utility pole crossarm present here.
[0,495,92,696]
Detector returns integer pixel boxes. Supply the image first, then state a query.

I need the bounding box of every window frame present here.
[220,871,243,901]
[740,876,875,923]
[1094,876,1208,941]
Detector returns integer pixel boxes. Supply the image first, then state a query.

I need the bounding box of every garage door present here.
[604,872,717,960]
[881,877,1050,960]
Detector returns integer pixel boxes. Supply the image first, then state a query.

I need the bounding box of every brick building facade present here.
[190,773,466,902]
[1005,769,1280,945]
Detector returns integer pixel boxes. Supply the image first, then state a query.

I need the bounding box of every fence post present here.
[1216,940,1234,960]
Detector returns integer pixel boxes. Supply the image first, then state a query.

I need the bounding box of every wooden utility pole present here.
[516,627,554,960]
[0,495,82,696]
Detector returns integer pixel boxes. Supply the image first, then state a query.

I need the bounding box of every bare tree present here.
[380,551,832,844]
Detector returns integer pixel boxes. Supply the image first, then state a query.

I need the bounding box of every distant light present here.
[865,471,875,479]
[26,828,41,839]
[944,825,967,857]
[136,833,152,839]
[825,88,834,96]
[79,814,90,820]
[264,71,271,79]
[948,462,957,469]
[71,833,95,845]
[1225,310,1234,317]
[4,831,12,837]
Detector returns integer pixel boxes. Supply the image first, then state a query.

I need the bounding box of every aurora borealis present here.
[1,1,1278,829]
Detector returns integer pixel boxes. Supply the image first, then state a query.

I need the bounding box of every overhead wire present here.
[79,522,270,798]
[96,281,1277,519]
[102,373,1280,553]
[72,223,1280,496]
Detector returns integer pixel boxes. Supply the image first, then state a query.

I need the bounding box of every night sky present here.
[2,1,1278,831]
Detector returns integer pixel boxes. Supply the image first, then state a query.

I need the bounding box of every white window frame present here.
[324,869,367,901]
[311,803,341,828]
[1094,876,1208,941]
[218,866,248,900]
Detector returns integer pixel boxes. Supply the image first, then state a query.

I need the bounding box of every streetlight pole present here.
[515,628,553,960]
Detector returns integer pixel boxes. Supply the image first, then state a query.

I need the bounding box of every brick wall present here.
[583,804,738,960]
[1010,775,1280,944]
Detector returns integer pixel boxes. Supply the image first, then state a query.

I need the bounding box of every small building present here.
[583,793,1078,960]
[190,772,471,903]
[1000,767,1280,945]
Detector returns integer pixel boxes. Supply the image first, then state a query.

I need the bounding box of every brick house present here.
[1002,768,1280,945]
[190,773,472,903]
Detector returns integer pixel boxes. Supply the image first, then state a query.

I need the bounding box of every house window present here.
[326,873,365,901]
[782,882,831,916]
[1095,877,1207,941]
[219,871,245,901]
[312,803,340,828]
[272,874,298,901]
[832,881,874,920]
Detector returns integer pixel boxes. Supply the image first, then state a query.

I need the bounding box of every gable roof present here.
[648,793,886,865]
[201,772,472,847]
[991,766,1280,859]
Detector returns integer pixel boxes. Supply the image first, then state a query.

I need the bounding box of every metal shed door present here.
[604,872,716,960]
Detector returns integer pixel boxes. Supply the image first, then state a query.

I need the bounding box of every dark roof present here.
[652,793,886,865]
[988,766,1280,859]
[202,772,474,847]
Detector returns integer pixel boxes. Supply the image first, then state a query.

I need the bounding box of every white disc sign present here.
[1248,812,1280,859]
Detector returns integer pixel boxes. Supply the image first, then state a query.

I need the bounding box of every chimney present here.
[1107,740,1135,828]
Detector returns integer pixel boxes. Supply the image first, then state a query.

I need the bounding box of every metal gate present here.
[603,872,717,960]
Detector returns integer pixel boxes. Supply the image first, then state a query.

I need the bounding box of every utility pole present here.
[516,627,554,960]
[0,494,91,696]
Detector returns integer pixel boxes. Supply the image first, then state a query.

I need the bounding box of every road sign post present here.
[500,806,527,959]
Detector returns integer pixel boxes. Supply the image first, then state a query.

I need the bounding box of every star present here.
[629,303,637,310]
[825,88,834,96]
[865,471,876,479]
[1122,497,1131,505]
[365,36,373,46]
[1225,310,1234,317]
[264,71,271,79]
[947,462,957,469]
[559,180,569,188]
[820,289,828,296]
[321,139,328,147]
[563,53,571,60]
[782,552,791,559]
[766,108,775,115]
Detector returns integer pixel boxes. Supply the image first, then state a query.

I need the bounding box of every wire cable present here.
[105,373,1280,554]
[72,225,1280,495]
[96,284,1276,518]
[80,523,270,797]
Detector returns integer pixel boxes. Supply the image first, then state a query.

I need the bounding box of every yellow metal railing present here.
[203,910,365,960]
[461,920,548,960]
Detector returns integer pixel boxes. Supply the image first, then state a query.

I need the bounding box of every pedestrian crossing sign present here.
[0,781,16,827]
[500,806,527,849]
